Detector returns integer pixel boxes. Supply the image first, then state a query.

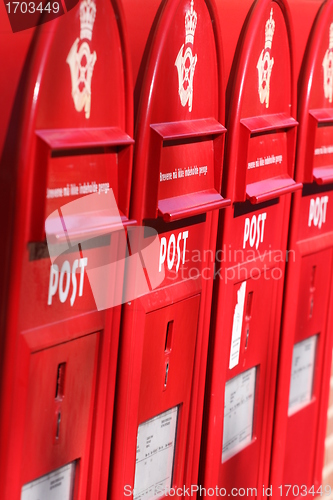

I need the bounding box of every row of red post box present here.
[0,0,332,498]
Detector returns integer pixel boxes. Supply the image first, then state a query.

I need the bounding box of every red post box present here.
[270,1,333,496]
[109,0,230,498]
[0,1,133,498]
[200,0,301,498]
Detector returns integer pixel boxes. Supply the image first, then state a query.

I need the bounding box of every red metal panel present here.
[0,2,36,159]
[271,2,333,494]
[285,0,323,83]
[0,1,133,499]
[21,333,99,485]
[200,1,298,498]
[109,0,227,498]
[214,0,255,87]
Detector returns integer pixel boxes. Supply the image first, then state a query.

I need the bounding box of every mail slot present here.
[200,0,300,497]
[270,1,333,495]
[0,0,133,498]
[109,0,229,498]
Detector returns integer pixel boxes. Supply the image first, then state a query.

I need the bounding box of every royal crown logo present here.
[257,8,275,108]
[67,0,97,119]
[322,23,333,104]
[175,0,198,112]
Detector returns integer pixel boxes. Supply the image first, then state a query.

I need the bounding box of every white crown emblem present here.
[175,0,198,111]
[80,0,96,41]
[185,0,197,45]
[67,0,97,119]
[256,8,275,108]
[322,23,333,103]
[265,8,275,49]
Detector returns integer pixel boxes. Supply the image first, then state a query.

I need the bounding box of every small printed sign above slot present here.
[237,114,301,204]
[34,127,134,241]
[247,131,287,182]
[150,118,230,222]
[313,123,333,184]
[305,109,333,184]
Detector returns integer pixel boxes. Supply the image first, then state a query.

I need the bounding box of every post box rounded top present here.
[130,0,226,222]
[224,0,298,204]
[28,0,133,132]
[296,0,333,184]
[298,0,333,112]
[2,0,134,244]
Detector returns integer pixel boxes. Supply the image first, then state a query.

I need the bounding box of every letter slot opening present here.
[246,291,254,319]
[55,362,66,400]
[165,321,174,353]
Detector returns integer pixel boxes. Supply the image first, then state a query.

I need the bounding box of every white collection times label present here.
[133,407,178,500]
[288,335,317,415]
[21,462,75,500]
[222,367,256,463]
[229,281,247,369]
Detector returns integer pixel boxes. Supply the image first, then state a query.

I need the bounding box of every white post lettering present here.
[48,264,59,305]
[79,258,88,297]
[159,237,167,272]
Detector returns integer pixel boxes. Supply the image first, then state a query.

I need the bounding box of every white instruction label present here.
[21,462,75,500]
[222,367,256,463]
[133,407,178,500]
[288,335,317,415]
[229,282,247,369]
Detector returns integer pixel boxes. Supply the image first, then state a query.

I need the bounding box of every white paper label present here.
[21,462,75,500]
[288,335,317,415]
[222,367,256,463]
[133,407,178,500]
[229,282,247,369]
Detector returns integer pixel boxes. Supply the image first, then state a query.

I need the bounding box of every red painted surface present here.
[285,0,323,83]
[0,2,35,158]
[271,1,333,496]
[214,0,255,90]
[109,0,228,498]
[200,1,299,498]
[0,0,133,498]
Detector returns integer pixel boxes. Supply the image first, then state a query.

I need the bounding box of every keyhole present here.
[56,411,61,440]
[245,326,250,350]
[244,292,253,351]
[55,363,66,399]
[164,362,169,388]
[309,266,316,319]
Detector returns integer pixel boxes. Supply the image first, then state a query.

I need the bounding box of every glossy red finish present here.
[271,1,333,496]
[122,0,162,86]
[214,0,255,90]
[285,0,323,83]
[0,1,133,498]
[200,1,299,498]
[109,0,228,498]
[0,3,36,159]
